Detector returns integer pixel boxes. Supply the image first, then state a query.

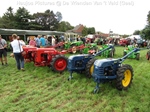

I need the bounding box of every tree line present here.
[133,11,150,40]
[0,7,95,35]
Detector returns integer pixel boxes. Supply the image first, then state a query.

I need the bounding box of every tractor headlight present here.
[95,66,98,69]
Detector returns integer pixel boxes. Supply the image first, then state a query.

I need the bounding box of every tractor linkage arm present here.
[119,48,140,63]
[92,45,114,57]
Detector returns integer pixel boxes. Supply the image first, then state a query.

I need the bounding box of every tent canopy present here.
[0,28,65,36]
[126,35,142,40]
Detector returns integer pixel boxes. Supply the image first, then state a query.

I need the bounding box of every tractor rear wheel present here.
[123,52,127,56]
[146,50,150,60]
[146,53,149,60]
[85,58,97,78]
[116,64,133,90]
[50,55,68,72]
[113,48,115,55]
[94,47,99,54]
[136,53,140,60]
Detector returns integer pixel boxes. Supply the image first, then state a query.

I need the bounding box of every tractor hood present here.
[94,59,118,67]
[68,54,90,60]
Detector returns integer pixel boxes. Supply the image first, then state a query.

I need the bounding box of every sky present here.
[0,0,150,35]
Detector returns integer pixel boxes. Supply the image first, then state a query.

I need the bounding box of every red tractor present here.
[119,38,131,47]
[23,46,37,62]
[23,46,68,72]
[86,35,96,43]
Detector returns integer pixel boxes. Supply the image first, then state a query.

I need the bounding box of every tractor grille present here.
[97,67,104,76]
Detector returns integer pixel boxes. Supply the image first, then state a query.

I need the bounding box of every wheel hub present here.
[56,61,63,68]
[122,70,131,87]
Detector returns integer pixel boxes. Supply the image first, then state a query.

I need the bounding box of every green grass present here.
[0,46,150,112]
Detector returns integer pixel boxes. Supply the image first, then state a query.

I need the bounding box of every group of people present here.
[0,34,25,71]
[27,35,60,48]
[0,34,65,71]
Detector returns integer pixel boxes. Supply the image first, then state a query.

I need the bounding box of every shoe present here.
[2,63,4,66]
[21,68,25,71]
[5,63,8,66]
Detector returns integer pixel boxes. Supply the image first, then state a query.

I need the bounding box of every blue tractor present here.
[67,45,114,80]
[92,48,140,93]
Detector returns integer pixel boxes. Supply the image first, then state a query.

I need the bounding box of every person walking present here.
[11,34,26,71]
[0,35,8,66]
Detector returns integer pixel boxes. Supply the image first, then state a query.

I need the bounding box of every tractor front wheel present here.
[85,58,97,78]
[50,55,68,72]
[109,50,114,58]
[136,53,140,60]
[116,64,133,90]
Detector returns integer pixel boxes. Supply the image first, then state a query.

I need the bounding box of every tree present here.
[0,7,16,28]
[140,25,150,39]
[55,11,62,22]
[33,10,61,30]
[57,21,74,32]
[14,7,32,29]
[121,34,129,38]
[133,30,140,35]
[147,11,150,25]
[140,11,150,40]
[87,27,95,34]
[82,26,88,36]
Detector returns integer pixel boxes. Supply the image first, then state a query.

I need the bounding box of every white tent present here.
[126,35,142,40]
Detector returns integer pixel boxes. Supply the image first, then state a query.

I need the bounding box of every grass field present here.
[0,46,150,112]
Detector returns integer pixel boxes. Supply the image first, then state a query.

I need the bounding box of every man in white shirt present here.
[52,36,56,46]
[11,34,26,71]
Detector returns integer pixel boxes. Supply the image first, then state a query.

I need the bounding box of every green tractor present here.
[60,41,84,54]
[68,41,85,54]
[60,42,72,50]
[99,44,115,58]
[94,38,103,45]
[123,45,140,60]
[81,43,99,54]
[71,41,83,47]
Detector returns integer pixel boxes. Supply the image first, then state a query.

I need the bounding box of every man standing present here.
[35,35,41,48]
[0,35,8,65]
[40,35,46,47]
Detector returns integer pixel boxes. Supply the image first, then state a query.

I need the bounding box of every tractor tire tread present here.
[50,55,68,72]
[116,64,133,91]
[85,58,97,78]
